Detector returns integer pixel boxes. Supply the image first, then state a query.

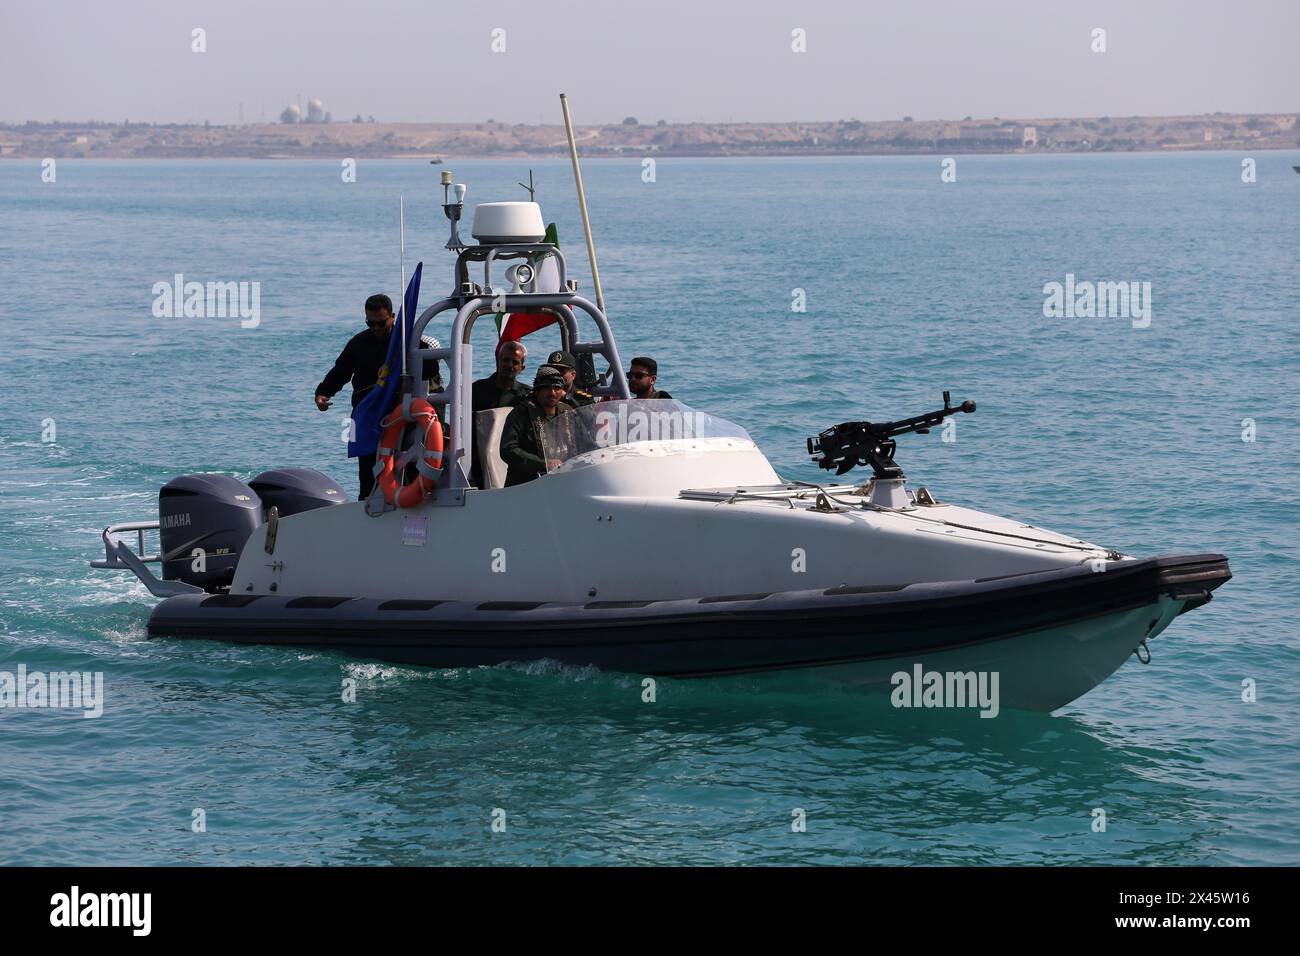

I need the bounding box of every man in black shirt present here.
[628,356,672,400]
[469,340,531,487]
[315,294,442,498]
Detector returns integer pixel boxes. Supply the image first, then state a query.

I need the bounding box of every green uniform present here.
[470,375,531,488]
[472,375,531,413]
[563,387,597,409]
[500,399,575,487]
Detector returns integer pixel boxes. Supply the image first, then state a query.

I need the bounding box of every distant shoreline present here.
[3,111,1296,160]
[3,146,1297,162]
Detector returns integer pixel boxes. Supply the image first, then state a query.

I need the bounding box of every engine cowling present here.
[158,474,262,592]
[250,468,347,519]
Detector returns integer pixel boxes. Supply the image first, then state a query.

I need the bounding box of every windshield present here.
[538,399,752,467]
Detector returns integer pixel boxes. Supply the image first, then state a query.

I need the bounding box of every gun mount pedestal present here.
[866,477,912,509]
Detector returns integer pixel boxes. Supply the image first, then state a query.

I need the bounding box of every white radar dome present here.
[472,202,546,244]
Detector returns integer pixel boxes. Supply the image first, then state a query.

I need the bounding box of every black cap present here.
[546,350,576,370]
[630,356,657,376]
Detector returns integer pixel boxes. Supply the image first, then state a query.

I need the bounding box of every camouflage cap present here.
[534,365,567,389]
[546,349,576,370]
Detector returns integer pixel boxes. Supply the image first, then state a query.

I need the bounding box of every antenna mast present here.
[560,94,605,315]
[518,170,537,201]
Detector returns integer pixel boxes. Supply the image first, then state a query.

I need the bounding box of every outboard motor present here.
[158,474,263,592]
[249,468,347,519]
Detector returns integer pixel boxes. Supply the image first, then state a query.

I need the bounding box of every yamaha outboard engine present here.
[249,468,347,519]
[158,474,263,592]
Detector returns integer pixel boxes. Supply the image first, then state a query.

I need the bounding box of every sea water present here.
[0,154,1296,865]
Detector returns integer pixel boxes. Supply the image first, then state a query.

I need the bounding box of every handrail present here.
[89,519,202,597]
[451,243,569,296]
[407,290,631,491]
[91,520,162,567]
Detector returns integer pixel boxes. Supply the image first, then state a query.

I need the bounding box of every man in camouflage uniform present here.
[500,366,576,487]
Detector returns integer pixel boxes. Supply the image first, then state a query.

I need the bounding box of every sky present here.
[1,0,1295,125]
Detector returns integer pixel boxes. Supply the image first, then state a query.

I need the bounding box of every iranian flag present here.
[497,222,561,350]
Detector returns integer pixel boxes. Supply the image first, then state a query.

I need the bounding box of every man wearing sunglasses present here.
[314,294,398,414]
[313,293,443,497]
[627,356,672,400]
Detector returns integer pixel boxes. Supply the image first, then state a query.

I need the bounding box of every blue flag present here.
[348,262,422,458]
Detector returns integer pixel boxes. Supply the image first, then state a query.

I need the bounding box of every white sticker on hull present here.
[402,516,428,547]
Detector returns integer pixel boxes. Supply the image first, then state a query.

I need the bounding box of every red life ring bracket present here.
[375,398,444,508]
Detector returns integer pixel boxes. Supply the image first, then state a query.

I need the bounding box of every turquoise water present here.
[0,155,1296,865]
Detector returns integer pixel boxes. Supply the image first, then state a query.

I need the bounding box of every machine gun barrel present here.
[873,391,976,439]
[806,391,976,479]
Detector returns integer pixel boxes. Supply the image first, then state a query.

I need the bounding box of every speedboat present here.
[91,182,1230,712]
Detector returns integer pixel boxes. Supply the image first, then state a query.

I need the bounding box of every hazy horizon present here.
[2,0,1295,126]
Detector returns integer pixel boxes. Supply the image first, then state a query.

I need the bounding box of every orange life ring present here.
[375,398,444,508]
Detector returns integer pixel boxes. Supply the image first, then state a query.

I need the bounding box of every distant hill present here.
[2,112,1297,159]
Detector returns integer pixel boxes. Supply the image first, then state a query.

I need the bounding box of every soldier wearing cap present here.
[546,349,597,409]
[628,356,672,400]
[500,365,576,487]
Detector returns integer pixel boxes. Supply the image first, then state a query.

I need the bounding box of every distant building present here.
[280,104,302,124]
[1022,125,1038,146]
[960,124,1018,142]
